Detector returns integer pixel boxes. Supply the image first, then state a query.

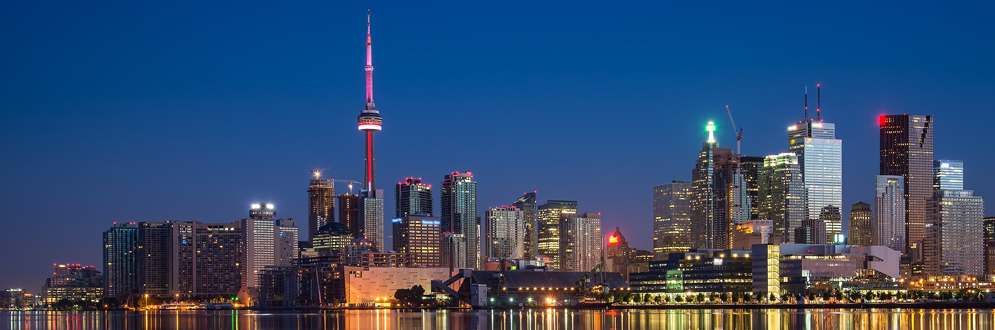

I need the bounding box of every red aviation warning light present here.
[878,115,887,126]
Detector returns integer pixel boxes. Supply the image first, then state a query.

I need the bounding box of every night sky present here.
[2,1,994,290]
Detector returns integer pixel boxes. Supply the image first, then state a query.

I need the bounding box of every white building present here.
[560,212,602,272]
[485,206,526,259]
[931,189,985,276]
[360,189,385,252]
[788,120,843,238]
[875,175,906,252]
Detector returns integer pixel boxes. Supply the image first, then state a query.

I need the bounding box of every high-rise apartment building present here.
[652,181,692,258]
[690,121,741,250]
[138,222,170,297]
[440,172,478,269]
[359,190,385,252]
[242,204,277,292]
[537,200,578,270]
[848,202,874,246]
[395,177,433,217]
[392,215,442,267]
[485,206,525,259]
[307,171,335,240]
[513,192,538,259]
[312,222,353,257]
[880,114,934,256]
[560,212,602,272]
[442,233,467,272]
[788,111,843,226]
[102,223,138,301]
[757,153,806,243]
[928,190,984,276]
[984,217,995,275]
[934,160,964,191]
[740,155,765,221]
[875,175,906,252]
[337,193,360,238]
[275,219,298,265]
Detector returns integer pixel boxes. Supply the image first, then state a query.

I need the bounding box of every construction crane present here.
[310,169,362,194]
[726,105,746,223]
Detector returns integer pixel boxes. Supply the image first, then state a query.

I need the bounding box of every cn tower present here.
[357,10,382,193]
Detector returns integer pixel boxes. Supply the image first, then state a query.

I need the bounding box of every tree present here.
[743,292,753,303]
[848,291,861,303]
[719,292,729,303]
[696,293,705,303]
[654,295,663,304]
[394,289,413,305]
[663,295,671,303]
[633,294,643,304]
[769,293,777,302]
[675,295,684,303]
[781,293,792,302]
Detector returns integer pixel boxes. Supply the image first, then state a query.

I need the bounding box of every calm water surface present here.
[1,308,993,329]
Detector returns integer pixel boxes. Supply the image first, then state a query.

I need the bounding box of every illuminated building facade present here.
[359,191,385,251]
[875,175,906,252]
[986,217,995,275]
[819,205,842,243]
[242,203,277,292]
[934,159,964,190]
[103,223,138,301]
[392,215,442,267]
[739,155,765,221]
[560,212,602,272]
[848,201,874,246]
[307,171,335,241]
[788,117,843,231]
[928,190,985,276]
[653,181,692,258]
[485,206,525,260]
[536,200,578,270]
[691,121,739,250]
[395,177,433,217]
[879,114,934,257]
[440,172,478,269]
[41,264,104,305]
[512,192,538,259]
[757,152,805,243]
[312,222,354,257]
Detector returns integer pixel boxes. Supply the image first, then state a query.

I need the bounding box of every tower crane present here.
[310,168,362,194]
[726,105,746,224]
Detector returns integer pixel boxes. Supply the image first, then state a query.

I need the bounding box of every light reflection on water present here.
[1,308,992,330]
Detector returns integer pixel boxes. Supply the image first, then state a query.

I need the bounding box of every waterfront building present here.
[395,177,433,217]
[653,181,692,258]
[440,172,479,269]
[512,192,538,259]
[307,170,335,240]
[537,200,578,270]
[928,190,985,276]
[788,92,843,226]
[875,175,907,252]
[560,212,602,272]
[880,114,934,256]
[690,121,740,250]
[985,217,995,275]
[934,160,964,191]
[138,222,170,297]
[485,206,525,260]
[102,223,138,301]
[848,202,874,246]
[392,215,442,267]
[629,249,753,294]
[337,193,361,238]
[41,264,103,305]
[242,203,277,292]
[757,153,805,242]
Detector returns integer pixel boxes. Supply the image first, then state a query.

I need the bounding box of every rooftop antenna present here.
[804,86,808,121]
[816,83,821,121]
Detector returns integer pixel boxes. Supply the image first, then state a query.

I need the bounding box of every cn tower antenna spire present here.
[357,10,383,193]
[365,10,375,110]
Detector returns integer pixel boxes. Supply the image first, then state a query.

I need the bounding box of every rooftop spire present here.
[804,86,808,121]
[816,83,821,120]
[365,10,375,110]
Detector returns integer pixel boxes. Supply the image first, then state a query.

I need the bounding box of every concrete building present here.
[730,220,782,250]
[442,233,468,272]
[41,264,103,305]
[537,200,578,270]
[395,177,433,217]
[307,171,335,241]
[757,153,806,243]
[441,172,479,269]
[880,114,934,257]
[848,202,874,246]
[653,181,692,258]
[359,190,385,252]
[275,219,299,266]
[485,206,525,260]
[343,267,450,305]
[560,212,602,272]
[242,203,277,293]
[392,215,442,267]
[513,192,538,259]
[928,190,985,276]
[875,175,906,252]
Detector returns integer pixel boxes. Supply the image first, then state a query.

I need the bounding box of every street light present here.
[144,294,149,310]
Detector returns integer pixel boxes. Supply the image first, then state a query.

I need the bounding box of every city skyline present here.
[3,1,995,290]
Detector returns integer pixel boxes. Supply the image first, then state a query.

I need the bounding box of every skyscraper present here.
[307,170,335,241]
[242,203,276,292]
[880,114,933,256]
[984,217,995,275]
[690,121,739,249]
[739,155,765,220]
[537,200,578,270]
[560,212,602,272]
[513,192,538,259]
[395,177,433,217]
[788,88,843,228]
[337,193,360,238]
[848,202,874,246]
[934,160,964,191]
[819,205,842,243]
[274,219,298,266]
[138,222,169,297]
[440,172,478,269]
[103,223,138,301]
[652,181,691,258]
[485,206,525,260]
[357,12,385,252]
[757,153,805,243]
[392,215,442,267]
[875,175,907,253]
[929,190,984,276]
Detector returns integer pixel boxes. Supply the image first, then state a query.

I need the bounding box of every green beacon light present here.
[706,121,717,143]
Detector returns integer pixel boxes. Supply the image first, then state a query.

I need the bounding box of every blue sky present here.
[2,1,994,289]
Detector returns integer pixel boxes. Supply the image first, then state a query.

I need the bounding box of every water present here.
[1,308,993,329]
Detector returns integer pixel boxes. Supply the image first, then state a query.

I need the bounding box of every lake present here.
[1,308,992,329]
